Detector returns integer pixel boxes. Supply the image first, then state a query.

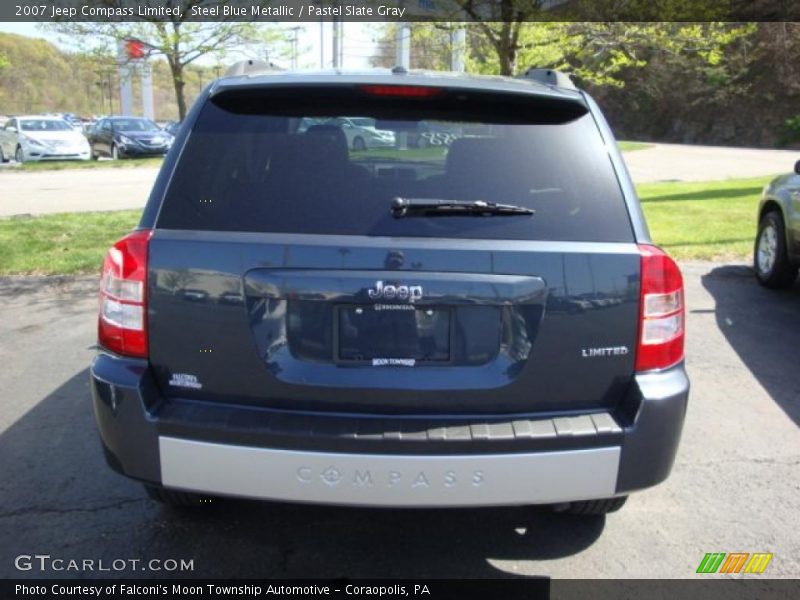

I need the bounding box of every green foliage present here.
[11,158,163,172]
[370,21,796,145]
[778,115,800,147]
[373,22,752,84]
[46,20,282,118]
[370,23,451,71]
[0,32,225,118]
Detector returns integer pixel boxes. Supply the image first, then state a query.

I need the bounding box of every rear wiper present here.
[391,197,535,218]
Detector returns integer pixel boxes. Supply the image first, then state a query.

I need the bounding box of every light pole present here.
[396,24,411,69]
[332,17,340,68]
[290,26,302,70]
[319,20,324,68]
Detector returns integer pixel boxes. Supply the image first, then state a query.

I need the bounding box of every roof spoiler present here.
[520,68,578,91]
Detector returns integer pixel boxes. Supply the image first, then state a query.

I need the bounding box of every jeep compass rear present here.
[91,70,688,514]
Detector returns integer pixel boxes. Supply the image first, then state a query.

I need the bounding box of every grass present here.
[1,157,163,172]
[637,176,773,260]
[618,141,654,153]
[356,142,653,161]
[0,210,141,275]
[0,175,774,276]
[353,146,446,161]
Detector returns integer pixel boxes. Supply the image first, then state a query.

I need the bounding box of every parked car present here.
[162,120,181,136]
[0,115,91,163]
[754,161,800,288]
[91,69,688,515]
[59,112,85,132]
[87,116,173,160]
[324,116,395,150]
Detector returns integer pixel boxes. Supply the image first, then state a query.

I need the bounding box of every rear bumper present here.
[161,438,620,507]
[90,354,688,507]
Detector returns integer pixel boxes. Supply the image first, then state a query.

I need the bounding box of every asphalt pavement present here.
[623,143,799,183]
[0,166,157,217]
[1,143,798,217]
[0,263,798,579]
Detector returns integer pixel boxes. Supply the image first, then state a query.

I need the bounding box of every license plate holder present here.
[334,304,452,365]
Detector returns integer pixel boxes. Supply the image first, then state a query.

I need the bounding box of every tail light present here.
[360,85,443,98]
[98,229,152,358]
[635,244,685,371]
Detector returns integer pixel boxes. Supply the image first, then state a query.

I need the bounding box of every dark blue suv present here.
[91,69,688,515]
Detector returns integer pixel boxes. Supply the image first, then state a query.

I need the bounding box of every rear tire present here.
[560,496,628,516]
[754,210,797,289]
[144,484,213,508]
[0,146,8,163]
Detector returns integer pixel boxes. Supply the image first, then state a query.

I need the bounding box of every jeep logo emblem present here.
[367,280,423,303]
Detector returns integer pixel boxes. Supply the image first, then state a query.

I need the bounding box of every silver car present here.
[0,116,91,163]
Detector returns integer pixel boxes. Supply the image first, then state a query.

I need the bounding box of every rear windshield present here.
[157,86,633,242]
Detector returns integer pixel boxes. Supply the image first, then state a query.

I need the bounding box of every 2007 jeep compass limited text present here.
[91,68,688,515]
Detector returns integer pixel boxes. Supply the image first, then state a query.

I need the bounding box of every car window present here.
[112,119,160,132]
[19,119,72,132]
[157,88,634,243]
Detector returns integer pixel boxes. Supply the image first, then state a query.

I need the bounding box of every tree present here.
[440,1,750,77]
[369,23,452,70]
[368,21,764,145]
[506,22,754,87]
[48,1,266,119]
[453,1,548,75]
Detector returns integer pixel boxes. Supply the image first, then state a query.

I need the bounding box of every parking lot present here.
[0,263,797,579]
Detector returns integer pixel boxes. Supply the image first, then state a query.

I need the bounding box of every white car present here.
[0,116,91,163]
[328,117,396,151]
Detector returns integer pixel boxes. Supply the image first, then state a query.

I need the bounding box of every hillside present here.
[0,33,214,120]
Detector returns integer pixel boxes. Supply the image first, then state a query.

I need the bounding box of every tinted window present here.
[157,88,633,242]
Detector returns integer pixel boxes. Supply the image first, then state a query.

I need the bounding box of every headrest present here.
[445,137,511,177]
[304,124,349,166]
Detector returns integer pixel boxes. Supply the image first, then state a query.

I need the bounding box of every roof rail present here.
[224,59,283,77]
[520,68,577,91]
